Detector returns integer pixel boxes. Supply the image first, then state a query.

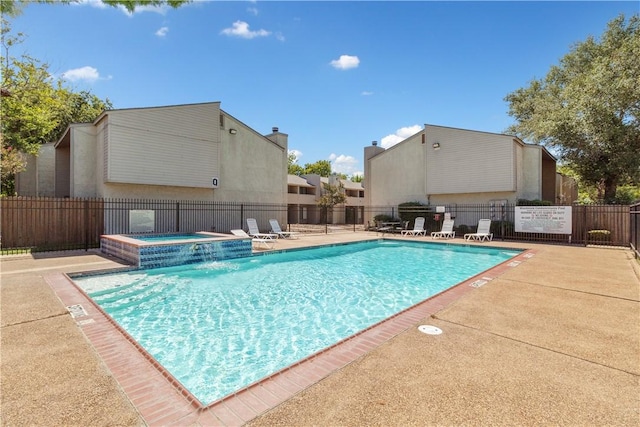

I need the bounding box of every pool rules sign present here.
[515,206,572,234]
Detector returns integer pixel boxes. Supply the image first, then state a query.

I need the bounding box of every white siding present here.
[425,126,515,194]
[104,103,220,188]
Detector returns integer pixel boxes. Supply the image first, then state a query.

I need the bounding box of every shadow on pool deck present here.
[1,232,639,426]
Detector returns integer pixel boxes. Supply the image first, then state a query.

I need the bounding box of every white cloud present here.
[289,149,303,162]
[221,21,271,39]
[73,0,106,9]
[61,66,103,83]
[329,153,360,176]
[330,55,360,70]
[380,125,422,149]
[74,0,168,16]
[155,26,169,37]
[247,7,259,16]
[361,90,373,96]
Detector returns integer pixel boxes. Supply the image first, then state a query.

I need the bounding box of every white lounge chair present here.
[269,219,299,239]
[230,229,275,249]
[246,218,278,240]
[431,219,456,239]
[464,219,493,242]
[401,216,426,236]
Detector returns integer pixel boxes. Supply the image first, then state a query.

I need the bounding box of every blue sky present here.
[9,0,639,177]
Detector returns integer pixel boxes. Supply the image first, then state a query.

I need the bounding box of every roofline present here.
[91,101,223,125]
[424,123,527,144]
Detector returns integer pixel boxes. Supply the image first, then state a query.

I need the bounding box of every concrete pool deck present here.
[1,232,639,426]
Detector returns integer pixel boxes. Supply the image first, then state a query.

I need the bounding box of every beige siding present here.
[369,133,426,206]
[16,143,56,197]
[15,152,38,196]
[215,115,287,204]
[100,182,217,200]
[104,103,220,188]
[521,146,541,200]
[425,126,515,194]
[70,126,97,197]
[55,145,70,197]
[38,144,56,197]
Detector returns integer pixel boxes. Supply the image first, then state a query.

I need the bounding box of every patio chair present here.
[464,219,493,242]
[375,220,393,236]
[246,218,278,240]
[431,219,456,239]
[269,219,299,239]
[401,216,426,237]
[230,229,275,249]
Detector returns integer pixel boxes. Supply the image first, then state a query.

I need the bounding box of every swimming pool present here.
[73,240,520,405]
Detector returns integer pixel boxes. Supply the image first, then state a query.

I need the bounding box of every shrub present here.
[490,220,514,236]
[373,214,395,222]
[587,229,611,242]
[517,199,552,206]
[456,224,471,236]
[398,201,432,229]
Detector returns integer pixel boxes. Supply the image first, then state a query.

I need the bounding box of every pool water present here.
[129,233,216,242]
[74,240,519,404]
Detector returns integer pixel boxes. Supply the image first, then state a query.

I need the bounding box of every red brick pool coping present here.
[45,247,535,426]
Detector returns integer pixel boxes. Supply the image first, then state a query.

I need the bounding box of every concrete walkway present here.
[1,234,639,426]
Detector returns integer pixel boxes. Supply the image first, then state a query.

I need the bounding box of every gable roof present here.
[288,174,314,187]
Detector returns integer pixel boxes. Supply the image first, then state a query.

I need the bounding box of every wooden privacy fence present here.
[0,197,633,253]
[0,197,289,253]
[1,197,104,251]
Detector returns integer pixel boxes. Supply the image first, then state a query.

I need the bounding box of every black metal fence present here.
[0,197,632,254]
[631,202,640,259]
[383,203,630,247]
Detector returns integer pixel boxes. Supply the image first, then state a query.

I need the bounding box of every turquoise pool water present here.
[74,240,519,404]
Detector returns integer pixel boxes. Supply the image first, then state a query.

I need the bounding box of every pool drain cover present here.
[67,304,87,318]
[418,325,442,335]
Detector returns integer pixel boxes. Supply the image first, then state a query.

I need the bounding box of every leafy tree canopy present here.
[287,151,304,175]
[1,19,112,195]
[1,0,190,16]
[287,153,334,177]
[505,14,640,203]
[303,159,332,177]
[317,183,347,209]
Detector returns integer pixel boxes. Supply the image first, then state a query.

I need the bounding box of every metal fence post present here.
[84,199,90,251]
[175,202,180,232]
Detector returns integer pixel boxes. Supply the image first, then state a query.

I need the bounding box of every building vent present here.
[372,141,378,146]
[272,127,279,133]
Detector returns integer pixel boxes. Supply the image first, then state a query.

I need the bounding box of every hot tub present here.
[100,232,252,268]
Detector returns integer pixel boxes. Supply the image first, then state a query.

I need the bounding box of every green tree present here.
[1,55,65,155]
[350,174,363,182]
[1,20,112,195]
[505,14,640,203]
[317,182,347,223]
[559,163,640,204]
[1,0,190,16]
[304,160,332,177]
[287,151,304,175]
